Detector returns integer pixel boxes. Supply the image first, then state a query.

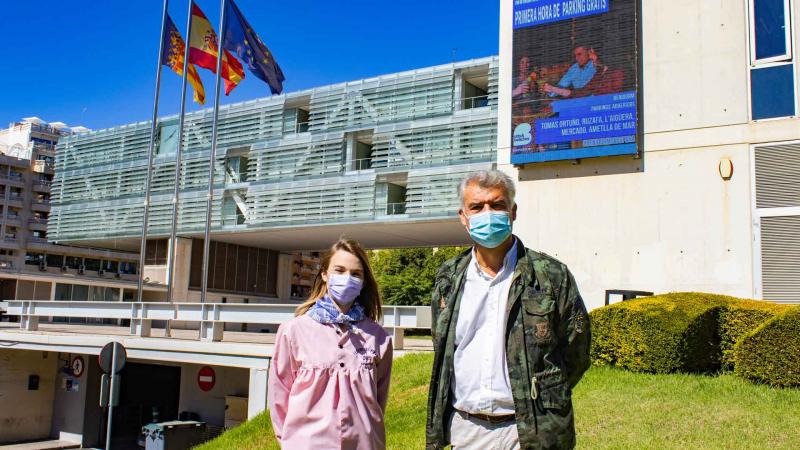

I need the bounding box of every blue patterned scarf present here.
[307,295,366,326]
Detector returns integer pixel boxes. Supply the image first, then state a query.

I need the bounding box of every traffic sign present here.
[71,356,85,378]
[98,342,126,374]
[197,366,216,391]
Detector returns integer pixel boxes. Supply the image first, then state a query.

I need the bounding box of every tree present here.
[370,246,468,306]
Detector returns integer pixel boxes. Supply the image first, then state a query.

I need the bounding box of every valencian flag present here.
[162,15,206,104]
[223,0,285,95]
[188,3,245,95]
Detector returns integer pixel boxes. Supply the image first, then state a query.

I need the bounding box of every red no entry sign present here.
[197,366,216,392]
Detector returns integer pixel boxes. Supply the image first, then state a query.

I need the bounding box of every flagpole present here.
[166,0,195,304]
[199,0,228,304]
[137,0,170,304]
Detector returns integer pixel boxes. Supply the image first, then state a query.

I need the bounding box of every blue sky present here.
[1,1,499,131]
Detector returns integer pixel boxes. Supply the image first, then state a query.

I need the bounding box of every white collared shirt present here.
[452,240,518,415]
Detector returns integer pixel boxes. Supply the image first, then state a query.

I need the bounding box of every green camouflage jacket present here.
[426,238,591,450]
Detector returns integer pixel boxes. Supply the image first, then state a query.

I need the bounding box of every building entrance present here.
[107,362,181,449]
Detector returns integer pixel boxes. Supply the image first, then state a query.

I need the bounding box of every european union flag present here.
[223,0,285,95]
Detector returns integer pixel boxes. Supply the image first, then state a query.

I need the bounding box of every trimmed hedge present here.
[734,307,800,387]
[590,293,733,373]
[717,300,790,370]
[590,293,789,375]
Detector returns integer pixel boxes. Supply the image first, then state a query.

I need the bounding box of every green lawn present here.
[197,353,800,449]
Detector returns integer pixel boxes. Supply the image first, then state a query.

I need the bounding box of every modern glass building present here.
[51,57,498,251]
[47,57,497,301]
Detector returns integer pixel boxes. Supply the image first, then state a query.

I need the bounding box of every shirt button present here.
[339,363,345,368]
[338,345,343,349]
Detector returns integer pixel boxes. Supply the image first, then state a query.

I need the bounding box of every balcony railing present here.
[459,95,490,110]
[385,203,407,215]
[352,158,373,171]
[0,259,14,270]
[4,235,17,242]
[7,300,431,349]
[28,217,48,225]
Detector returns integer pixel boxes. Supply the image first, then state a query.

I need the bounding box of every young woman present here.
[268,237,393,449]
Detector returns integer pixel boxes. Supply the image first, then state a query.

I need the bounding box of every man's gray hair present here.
[457,169,516,207]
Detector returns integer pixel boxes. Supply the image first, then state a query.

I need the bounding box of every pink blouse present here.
[268,314,393,449]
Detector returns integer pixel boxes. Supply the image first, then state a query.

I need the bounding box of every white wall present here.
[498,0,800,309]
[50,355,90,444]
[178,363,249,427]
[0,349,57,443]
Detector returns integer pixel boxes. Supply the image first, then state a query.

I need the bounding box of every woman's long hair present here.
[295,237,382,321]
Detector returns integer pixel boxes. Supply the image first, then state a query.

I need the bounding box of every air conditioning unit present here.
[61,266,67,272]
[78,265,85,275]
[98,269,105,276]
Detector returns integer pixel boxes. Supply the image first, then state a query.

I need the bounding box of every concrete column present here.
[276,254,292,301]
[344,132,357,171]
[248,365,269,419]
[392,328,405,350]
[170,237,193,302]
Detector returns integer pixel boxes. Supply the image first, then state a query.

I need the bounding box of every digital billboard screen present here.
[511,0,641,164]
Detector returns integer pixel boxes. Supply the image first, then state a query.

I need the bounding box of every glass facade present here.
[50,58,498,242]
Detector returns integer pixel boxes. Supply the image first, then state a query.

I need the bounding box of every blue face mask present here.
[467,210,512,248]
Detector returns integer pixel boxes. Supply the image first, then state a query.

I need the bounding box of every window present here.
[46,254,64,268]
[749,0,796,120]
[84,258,101,271]
[102,260,119,273]
[25,252,44,266]
[157,123,179,155]
[65,256,82,269]
[225,156,249,183]
[751,0,792,63]
[282,107,310,133]
[119,261,138,274]
[751,65,796,119]
[145,239,169,265]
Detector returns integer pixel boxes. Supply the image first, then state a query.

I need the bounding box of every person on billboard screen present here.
[543,45,596,98]
[426,170,591,449]
[547,46,626,98]
[268,237,393,449]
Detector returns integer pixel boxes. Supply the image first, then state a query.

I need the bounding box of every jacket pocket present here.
[532,368,569,410]
[522,295,556,345]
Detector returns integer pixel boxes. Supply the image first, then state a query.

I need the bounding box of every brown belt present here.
[458,410,516,424]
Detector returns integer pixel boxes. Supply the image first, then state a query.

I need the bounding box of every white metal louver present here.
[759,216,800,304]
[754,143,800,304]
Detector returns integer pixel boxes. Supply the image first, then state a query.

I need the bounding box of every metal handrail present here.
[385,203,407,215]
[460,95,490,109]
[295,121,310,133]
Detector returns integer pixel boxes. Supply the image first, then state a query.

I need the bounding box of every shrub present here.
[734,307,800,387]
[717,300,791,370]
[590,293,733,373]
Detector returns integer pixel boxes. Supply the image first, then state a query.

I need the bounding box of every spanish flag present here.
[188,3,245,95]
[161,15,206,105]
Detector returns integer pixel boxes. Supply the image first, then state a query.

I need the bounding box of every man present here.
[543,46,596,98]
[426,170,591,450]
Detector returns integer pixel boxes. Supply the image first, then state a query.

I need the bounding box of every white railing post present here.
[130,302,152,337]
[200,303,223,342]
[20,301,39,331]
